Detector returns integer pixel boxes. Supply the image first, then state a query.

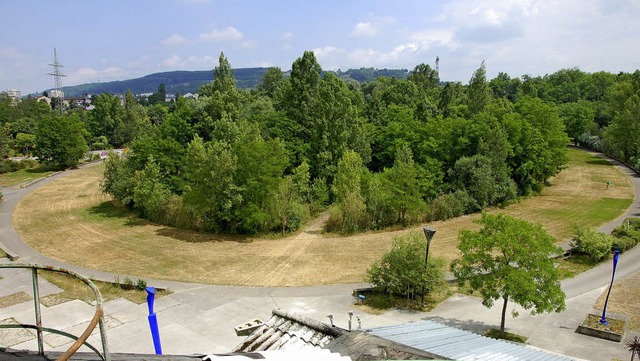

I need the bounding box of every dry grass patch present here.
[0,292,32,308]
[39,271,167,306]
[13,149,634,286]
[593,269,640,332]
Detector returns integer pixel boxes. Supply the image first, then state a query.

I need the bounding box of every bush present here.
[610,218,640,252]
[570,226,613,262]
[427,190,477,221]
[367,232,445,300]
[612,236,636,253]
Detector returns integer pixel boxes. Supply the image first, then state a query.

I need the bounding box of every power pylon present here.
[47,47,66,114]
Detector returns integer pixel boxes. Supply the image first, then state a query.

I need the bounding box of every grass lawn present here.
[0,166,58,187]
[12,148,635,286]
[39,271,168,306]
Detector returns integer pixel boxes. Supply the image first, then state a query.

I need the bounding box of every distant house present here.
[36,95,51,105]
[6,89,21,105]
[183,92,198,99]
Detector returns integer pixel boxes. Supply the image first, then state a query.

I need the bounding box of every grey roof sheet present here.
[233,310,343,353]
[368,320,576,361]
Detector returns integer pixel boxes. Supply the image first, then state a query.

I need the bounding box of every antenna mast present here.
[435,56,440,79]
[48,47,66,114]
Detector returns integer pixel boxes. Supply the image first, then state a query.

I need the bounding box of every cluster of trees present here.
[2,52,638,234]
[98,52,575,234]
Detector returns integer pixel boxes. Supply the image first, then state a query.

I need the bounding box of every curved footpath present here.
[1,153,640,359]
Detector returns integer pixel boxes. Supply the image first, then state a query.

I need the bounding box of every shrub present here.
[136,278,147,291]
[610,218,640,252]
[612,236,636,253]
[368,232,445,300]
[427,190,477,221]
[570,226,613,262]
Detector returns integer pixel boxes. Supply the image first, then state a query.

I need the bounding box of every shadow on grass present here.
[154,227,252,244]
[23,165,61,174]
[586,158,613,166]
[87,200,149,227]
[88,201,254,244]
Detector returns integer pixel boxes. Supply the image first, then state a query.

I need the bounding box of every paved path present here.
[1,152,640,360]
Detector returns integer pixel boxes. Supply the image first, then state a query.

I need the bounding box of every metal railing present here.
[0,263,110,361]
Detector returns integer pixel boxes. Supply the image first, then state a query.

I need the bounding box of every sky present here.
[1,0,639,94]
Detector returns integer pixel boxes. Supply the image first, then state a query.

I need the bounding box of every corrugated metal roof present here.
[368,320,576,361]
[233,310,343,353]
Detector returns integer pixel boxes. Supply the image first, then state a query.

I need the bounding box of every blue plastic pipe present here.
[146,287,163,354]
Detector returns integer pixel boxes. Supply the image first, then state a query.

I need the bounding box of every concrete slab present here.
[0,317,35,347]
[40,300,96,330]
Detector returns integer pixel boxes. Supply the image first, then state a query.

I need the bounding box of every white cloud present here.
[0,47,21,60]
[162,55,183,68]
[161,34,187,46]
[351,22,377,37]
[407,28,458,49]
[199,26,244,42]
[350,16,396,37]
[66,66,125,85]
[159,55,216,70]
[282,32,294,50]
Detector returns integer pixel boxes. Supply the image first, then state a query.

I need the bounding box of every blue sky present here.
[1,0,639,94]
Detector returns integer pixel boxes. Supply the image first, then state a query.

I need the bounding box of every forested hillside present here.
[60,67,410,96]
[2,50,638,236]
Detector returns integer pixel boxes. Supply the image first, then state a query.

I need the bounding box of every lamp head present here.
[423,227,436,242]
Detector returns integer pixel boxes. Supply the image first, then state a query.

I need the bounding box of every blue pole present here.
[600,250,620,326]
[146,287,162,354]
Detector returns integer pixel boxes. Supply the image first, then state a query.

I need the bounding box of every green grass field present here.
[0,166,58,187]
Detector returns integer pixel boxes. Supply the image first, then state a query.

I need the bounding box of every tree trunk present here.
[500,296,509,337]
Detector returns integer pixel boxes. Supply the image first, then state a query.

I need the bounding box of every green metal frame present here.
[0,263,110,361]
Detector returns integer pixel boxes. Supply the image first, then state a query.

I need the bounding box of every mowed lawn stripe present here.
[12,148,634,286]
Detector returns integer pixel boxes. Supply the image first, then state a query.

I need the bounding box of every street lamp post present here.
[421,227,436,305]
[600,249,620,326]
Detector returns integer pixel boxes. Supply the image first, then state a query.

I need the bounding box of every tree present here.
[257,67,285,98]
[408,63,439,91]
[451,213,566,337]
[368,232,445,300]
[14,133,36,156]
[467,61,491,115]
[183,136,241,232]
[212,52,236,94]
[331,150,366,233]
[35,114,88,169]
[383,144,424,224]
[604,95,640,163]
[559,101,596,146]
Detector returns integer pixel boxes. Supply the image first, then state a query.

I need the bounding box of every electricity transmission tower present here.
[47,47,66,114]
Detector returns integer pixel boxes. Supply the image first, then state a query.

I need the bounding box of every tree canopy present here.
[451,213,566,337]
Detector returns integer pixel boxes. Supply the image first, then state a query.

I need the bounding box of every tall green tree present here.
[35,114,88,169]
[451,213,566,337]
[467,61,491,115]
[257,67,285,98]
[331,150,367,233]
[383,144,424,224]
[604,94,640,163]
[183,136,241,232]
[284,51,322,148]
[212,52,236,94]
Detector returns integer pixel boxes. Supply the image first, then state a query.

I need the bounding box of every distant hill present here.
[61,67,411,97]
